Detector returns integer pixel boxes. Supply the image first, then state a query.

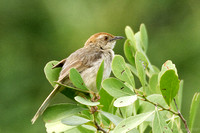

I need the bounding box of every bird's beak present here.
[109,36,124,42]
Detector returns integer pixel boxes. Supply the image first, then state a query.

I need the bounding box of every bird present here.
[31,32,124,124]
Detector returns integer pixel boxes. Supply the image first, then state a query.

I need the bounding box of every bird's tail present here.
[31,84,61,124]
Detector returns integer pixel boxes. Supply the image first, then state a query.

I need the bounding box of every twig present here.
[138,94,178,115]
[137,94,191,133]
[94,120,108,133]
[91,94,108,133]
[173,98,191,133]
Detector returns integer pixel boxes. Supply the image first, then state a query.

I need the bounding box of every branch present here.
[173,98,191,133]
[138,94,178,115]
[138,94,191,133]
[94,120,108,133]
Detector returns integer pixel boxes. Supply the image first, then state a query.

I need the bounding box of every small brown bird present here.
[31,32,124,124]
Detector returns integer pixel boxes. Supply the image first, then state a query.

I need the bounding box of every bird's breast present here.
[81,49,114,93]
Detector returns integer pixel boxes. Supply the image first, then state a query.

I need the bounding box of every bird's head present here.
[84,32,124,50]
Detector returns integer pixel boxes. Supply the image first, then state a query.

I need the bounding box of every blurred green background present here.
[0,0,199,132]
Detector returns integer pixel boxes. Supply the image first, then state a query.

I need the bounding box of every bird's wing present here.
[52,59,66,69]
[58,60,88,83]
[57,47,103,83]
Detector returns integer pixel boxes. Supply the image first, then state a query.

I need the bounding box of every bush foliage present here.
[41,24,199,133]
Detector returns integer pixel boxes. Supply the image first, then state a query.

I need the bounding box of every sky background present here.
[0,0,200,132]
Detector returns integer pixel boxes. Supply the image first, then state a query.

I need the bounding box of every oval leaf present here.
[158,60,178,81]
[112,55,135,88]
[124,40,135,66]
[43,103,87,123]
[149,74,160,94]
[113,111,154,133]
[102,78,134,98]
[135,32,143,52]
[100,111,123,126]
[140,24,148,52]
[135,51,148,87]
[45,121,75,133]
[99,89,113,112]
[45,123,95,133]
[159,70,180,106]
[61,115,91,126]
[114,95,137,107]
[125,26,137,51]
[167,115,180,133]
[126,63,138,77]
[69,68,89,92]
[96,60,104,91]
[44,61,61,87]
[74,96,100,106]
[152,107,172,133]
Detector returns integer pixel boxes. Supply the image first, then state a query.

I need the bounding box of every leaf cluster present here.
[41,24,199,133]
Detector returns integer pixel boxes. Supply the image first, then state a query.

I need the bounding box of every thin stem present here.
[138,94,191,133]
[94,120,108,133]
[91,94,108,133]
[173,98,191,133]
[138,94,178,115]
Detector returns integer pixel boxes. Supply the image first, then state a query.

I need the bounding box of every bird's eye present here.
[104,36,108,41]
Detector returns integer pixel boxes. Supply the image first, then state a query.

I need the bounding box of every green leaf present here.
[61,115,91,126]
[171,80,184,128]
[127,128,139,133]
[126,63,138,77]
[112,55,135,88]
[152,107,172,133]
[45,123,96,133]
[118,104,134,118]
[140,24,148,52]
[135,32,143,52]
[124,104,134,117]
[55,81,89,94]
[99,89,114,112]
[149,74,160,94]
[43,103,87,123]
[135,51,148,87]
[177,80,183,110]
[189,92,200,132]
[125,26,137,51]
[45,121,75,133]
[102,78,134,98]
[139,122,149,133]
[100,111,123,126]
[114,95,137,107]
[80,125,97,132]
[159,70,179,106]
[65,125,96,133]
[96,60,104,92]
[69,68,89,92]
[64,125,96,133]
[74,96,100,106]
[113,111,154,133]
[158,60,178,81]
[124,40,135,66]
[167,115,180,133]
[44,61,61,87]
